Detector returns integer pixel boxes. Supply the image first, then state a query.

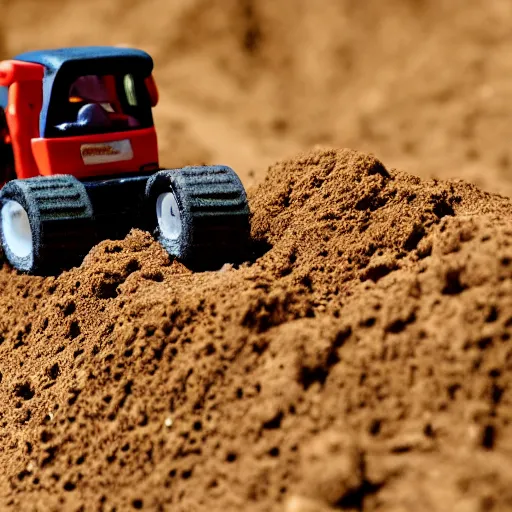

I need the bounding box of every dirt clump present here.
[0,149,511,510]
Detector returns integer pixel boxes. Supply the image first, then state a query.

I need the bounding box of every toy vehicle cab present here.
[0,47,250,273]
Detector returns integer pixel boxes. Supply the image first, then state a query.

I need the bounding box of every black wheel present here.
[0,175,96,273]
[145,165,250,269]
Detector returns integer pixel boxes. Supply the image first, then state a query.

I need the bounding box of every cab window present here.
[52,73,152,136]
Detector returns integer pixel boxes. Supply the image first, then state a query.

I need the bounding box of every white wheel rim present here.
[156,192,182,240]
[1,200,33,259]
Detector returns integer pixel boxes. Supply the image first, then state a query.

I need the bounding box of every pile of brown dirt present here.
[4,1,512,508]
[1,148,512,511]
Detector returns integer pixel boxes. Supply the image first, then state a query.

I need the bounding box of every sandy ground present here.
[5,0,512,195]
[2,1,512,511]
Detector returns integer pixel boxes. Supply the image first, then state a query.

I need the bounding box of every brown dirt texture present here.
[2,1,512,511]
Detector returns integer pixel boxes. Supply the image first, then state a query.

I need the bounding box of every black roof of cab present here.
[15,46,153,75]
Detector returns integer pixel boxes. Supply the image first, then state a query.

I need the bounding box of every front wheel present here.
[145,166,250,269]
[0,175,96,273]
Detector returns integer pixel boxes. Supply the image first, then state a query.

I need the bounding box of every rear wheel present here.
[0,175,96,273]
[145,166,250,269]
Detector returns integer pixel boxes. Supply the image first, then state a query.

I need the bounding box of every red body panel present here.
[0,60,44,86]
[145,75,159,107]
[2,61,44,179]
[31,127,159,178]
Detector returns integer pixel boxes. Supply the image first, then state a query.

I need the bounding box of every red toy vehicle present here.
[0,46,249,273]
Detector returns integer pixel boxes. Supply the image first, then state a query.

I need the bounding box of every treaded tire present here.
[0,175,96,274]
[145,165,250,269]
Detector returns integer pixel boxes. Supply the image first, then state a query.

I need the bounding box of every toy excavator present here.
[0,46,250,274]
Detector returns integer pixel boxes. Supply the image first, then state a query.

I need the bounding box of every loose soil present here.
[1,149,512,511]
[2,1,512,511]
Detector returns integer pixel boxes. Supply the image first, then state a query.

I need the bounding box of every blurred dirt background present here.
[2,1,512,511]
[4,0,512,195]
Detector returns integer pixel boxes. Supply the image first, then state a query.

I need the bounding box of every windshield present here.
[49,72,153,137]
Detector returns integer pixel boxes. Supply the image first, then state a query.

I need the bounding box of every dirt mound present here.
[0,149,512,510]
[3,0,512,510]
